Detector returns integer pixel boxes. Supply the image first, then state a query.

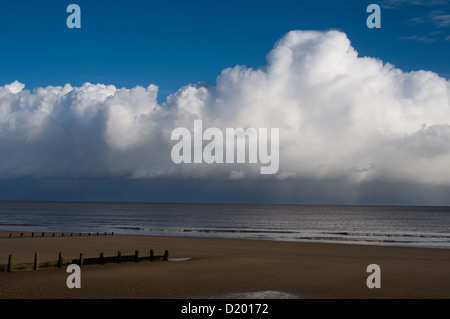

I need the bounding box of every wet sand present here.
[0,230,449,299]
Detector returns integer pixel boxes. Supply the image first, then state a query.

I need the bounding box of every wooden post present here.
[7,254,13,272]
[21,233,23,238]
[149,249,154,262]
[42,232,45,237]
[62,233,64,237]
[117,251,121,263]
[164,250,169,261]
[134,250,139,263]
[57,252,63,268]
[34,252,39,271]
[9,233,11,238]
[79,253,84,267]
[100,252,104,265]
[32,232,34,237]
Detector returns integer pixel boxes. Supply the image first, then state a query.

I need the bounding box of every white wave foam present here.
[219,290,300,299]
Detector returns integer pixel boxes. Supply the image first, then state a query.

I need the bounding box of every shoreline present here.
[2,229,449,250]
[1,230,450,299]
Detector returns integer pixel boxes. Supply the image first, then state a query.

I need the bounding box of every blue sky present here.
[0,0,448,100]
[0,0,449,205]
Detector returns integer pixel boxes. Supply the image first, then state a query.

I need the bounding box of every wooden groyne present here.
[6,232,115,238]
[0,249,169,273]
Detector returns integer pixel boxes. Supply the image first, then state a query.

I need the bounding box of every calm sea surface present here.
[1,202,449,248]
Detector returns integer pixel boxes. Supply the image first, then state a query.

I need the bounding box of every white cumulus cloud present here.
[0,30,449,185]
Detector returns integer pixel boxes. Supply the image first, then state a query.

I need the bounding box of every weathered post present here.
[32,232,34,237]
[7,254,13,272]
[149,249,154,262]
[79,253,84,267]
[164,250,169,261]
[34,252,39,271]
[58,252,63,268]
[100,252,104,265]
[117,251,121,263]
[134,250,139,263]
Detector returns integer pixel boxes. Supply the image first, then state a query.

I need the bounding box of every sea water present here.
[0,201,449,248]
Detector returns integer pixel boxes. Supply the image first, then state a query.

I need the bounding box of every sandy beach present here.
[0,230,449,299]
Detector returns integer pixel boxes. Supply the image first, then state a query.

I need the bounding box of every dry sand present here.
[0,230,449,299]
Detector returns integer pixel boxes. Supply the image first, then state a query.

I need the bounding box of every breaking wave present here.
[111,226,450,248]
